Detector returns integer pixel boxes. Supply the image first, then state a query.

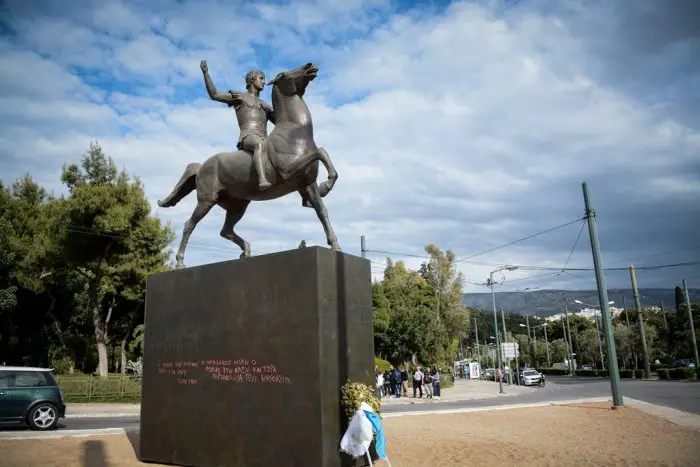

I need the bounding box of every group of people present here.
[375,365,441,400]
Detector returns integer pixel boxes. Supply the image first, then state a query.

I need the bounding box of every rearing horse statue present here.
[157,62,341,268]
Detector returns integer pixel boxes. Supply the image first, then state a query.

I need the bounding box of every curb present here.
[624,398,700,432]
[381,397,612,418]
[65,412,140,419]
[0,428,127,440]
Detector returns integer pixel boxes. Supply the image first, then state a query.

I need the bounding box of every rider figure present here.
[200,60,275,191]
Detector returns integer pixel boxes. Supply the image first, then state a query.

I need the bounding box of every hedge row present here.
[539,368,569,375]
[657,368,697,380]
[537,368,680,379]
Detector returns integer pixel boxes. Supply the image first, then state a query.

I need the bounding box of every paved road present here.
[382,376,700,414]
[3,376,699,432]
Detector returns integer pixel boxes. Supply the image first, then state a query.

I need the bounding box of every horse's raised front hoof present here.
[319,180,335,198]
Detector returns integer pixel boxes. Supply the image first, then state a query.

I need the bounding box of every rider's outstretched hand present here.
[200,60,208,73]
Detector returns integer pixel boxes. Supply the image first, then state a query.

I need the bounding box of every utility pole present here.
[489,271,505,394]
[544,323,550,367]
[360,235,366,258]
[622,295,631,328]
[660,300,668,331]
[583,182,622,407]
[565,306,575,375]
[682,279,700,380]
[526,315,534,367]
[501,306,511,385]
[630,266,651,379]
[474,318,480,361]
[594,312,604,370]
[561,314,571,374]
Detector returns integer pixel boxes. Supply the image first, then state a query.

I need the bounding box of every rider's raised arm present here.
[200,60,238,106]
[261,101,276,124]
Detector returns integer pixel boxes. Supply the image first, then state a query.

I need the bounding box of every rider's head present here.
[245,70,266,92]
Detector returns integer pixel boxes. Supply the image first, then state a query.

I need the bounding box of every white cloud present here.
[1,0,698,292]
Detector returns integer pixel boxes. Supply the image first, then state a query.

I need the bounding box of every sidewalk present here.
[65,403,141,418]
[381,378,537,405]
[64,379,536,416]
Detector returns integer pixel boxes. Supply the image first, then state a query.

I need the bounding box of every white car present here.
[519,369,544,386]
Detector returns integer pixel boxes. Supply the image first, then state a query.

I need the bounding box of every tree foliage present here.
[1,142,173,375]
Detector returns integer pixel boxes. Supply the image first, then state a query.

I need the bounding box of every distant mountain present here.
[463,288,700,317]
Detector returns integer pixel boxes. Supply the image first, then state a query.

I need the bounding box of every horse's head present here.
[267,62,318,98]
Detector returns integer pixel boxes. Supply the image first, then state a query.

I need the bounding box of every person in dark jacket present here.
[393,367,403,398]
[383,368,392,396]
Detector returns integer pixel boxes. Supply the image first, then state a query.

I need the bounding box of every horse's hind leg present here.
[298,189,313,208]
[175,200,215,268]
[303,182,340,251]
[220,199,252,258]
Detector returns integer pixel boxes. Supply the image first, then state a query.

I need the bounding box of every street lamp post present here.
[489,265,518,395]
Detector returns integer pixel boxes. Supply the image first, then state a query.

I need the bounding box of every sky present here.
[1,0,699,293]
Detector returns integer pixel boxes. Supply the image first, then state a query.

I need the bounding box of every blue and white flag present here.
[339,402,392,466]
[362,409,387,460]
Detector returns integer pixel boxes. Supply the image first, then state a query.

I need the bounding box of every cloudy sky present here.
[1,0,698,293]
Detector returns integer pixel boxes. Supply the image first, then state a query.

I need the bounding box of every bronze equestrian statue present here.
[158,62,340,268]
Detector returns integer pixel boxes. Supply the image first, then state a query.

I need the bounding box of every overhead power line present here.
[454,217,586,263]
[562,220,586,271]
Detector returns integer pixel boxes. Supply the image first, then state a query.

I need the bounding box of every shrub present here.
[340,380,380,422]
[539,368,569,375]
[374,357,392,372]
[56,374,142,402]
[440,372,454,389]
[634,369,645,379]
[657,368,670,380]
[50,355,76,375]
[668,368,696,380]
[619,370,634,379]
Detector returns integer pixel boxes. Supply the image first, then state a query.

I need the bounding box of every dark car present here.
[671,359,696,369]
[0,366,66,430]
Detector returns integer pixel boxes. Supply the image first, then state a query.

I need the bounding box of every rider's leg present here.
[254,140,272,190]
[242,135,272,190]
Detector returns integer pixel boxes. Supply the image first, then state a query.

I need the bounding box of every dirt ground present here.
[1,402,699,466]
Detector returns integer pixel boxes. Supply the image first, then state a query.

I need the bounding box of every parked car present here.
[519,369,545,386]
[0,366,66,430]
[671,359,696,369]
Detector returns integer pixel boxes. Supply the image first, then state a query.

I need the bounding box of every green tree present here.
[298,240,307,248]
[549,338,569,364]
[419,244,470,343]
[0,183,18,312]
[374,259,448,366]
[614,324,634,369]
[58,142,174,376]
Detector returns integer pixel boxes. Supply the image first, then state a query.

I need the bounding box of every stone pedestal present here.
[139,247,374,467]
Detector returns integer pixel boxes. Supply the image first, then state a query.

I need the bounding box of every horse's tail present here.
[157,163,202,208]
